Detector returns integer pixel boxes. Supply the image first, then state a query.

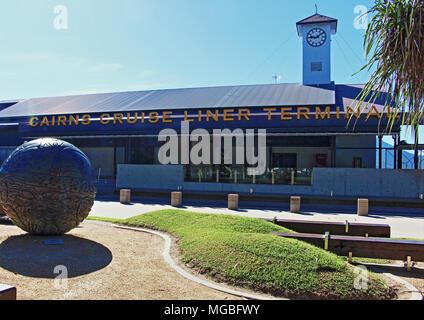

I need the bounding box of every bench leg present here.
[323,232,330,251]
[406,256,413,271]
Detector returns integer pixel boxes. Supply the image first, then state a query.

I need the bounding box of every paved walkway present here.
[90,195,424,239]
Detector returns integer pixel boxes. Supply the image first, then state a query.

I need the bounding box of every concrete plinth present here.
[228,194,239,210]
[120,189,131,204]
[357,199,369,216]
[290,196,301,213]
[171,192,182,207]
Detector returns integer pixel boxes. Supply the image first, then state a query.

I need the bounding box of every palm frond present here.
[354,0,424,138]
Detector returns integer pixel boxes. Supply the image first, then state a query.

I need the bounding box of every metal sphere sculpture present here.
[0,138,97,235]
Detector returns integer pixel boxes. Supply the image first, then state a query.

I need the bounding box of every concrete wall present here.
[313,168,424,199]
[116,164,424,200]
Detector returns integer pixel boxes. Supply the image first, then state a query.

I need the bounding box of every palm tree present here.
[355,0,424,169]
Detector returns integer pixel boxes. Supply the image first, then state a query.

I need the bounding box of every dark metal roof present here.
[296,13,338,36]
[0,100,21,112]
[0,83,336,119]
[297,13,338,25]
[335,84,389,114]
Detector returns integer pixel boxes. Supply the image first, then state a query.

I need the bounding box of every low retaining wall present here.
[116,165,424,201]
[313,168,424,199]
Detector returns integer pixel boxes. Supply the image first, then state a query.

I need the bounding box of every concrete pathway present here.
[90,195,424,239]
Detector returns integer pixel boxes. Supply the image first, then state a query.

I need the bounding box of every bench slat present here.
[271,232,424,262]
[265,218,391,237]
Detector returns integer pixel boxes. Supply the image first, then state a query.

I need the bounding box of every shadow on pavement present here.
[0,234,113,278]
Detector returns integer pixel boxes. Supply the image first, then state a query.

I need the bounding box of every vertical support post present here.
[348,252,353,264]
[414,125,419,170]
[113,144,117,180]
[125,137,130,164]
[216,169,219,183]
[291,170,295,185]
[397,135,403,169]
[253,174,256,184]
[331,136,337,168]
[393,135,397,169]
[324,232,330,251]
[345,220,349,234]
[385,149,387,169]
[378,135,383,169]
[406,256,412,271]
[272,170,275,185]
[234,170,238,184]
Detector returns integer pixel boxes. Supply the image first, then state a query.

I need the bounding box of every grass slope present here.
[89,210,394,300]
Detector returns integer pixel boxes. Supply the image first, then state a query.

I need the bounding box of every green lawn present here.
[88,210,395,300]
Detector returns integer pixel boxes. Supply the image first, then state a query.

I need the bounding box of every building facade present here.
[0,13,418,201]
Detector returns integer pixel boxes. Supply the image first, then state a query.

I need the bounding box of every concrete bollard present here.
[0,284,16,300]
[290,196,301,213]
[357,199,369,216]
[228,194,239,210]
[120,189,131,204]
[171,191,182,207]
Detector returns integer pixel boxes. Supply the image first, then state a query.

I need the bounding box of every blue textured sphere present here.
[0,138,97,235]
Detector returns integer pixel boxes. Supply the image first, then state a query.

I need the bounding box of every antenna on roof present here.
[315,4,318,14]
[272,74,281,84]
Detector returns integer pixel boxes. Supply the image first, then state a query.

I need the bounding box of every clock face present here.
[306,28,327,47]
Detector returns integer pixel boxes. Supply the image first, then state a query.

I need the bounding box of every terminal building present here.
[0,13,421,202]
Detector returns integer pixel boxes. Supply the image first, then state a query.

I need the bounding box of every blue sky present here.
[0,0,420,143]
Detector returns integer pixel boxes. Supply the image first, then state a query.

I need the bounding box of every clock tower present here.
[296,13,338,86]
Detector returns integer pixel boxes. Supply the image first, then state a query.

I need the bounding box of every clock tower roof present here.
[296,13,338,36]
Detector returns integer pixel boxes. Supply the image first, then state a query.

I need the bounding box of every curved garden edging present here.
[90,221,420,301]
[113,225,280,300]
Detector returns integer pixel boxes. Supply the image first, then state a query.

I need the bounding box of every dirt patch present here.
[0,221,243,300]
[368,262,424,300]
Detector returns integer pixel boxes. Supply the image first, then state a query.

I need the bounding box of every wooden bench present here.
[265,218,391,238]
[271,232,424,263]
[0,284,16,300]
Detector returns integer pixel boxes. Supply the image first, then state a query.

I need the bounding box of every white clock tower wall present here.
[301,23,332,86]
